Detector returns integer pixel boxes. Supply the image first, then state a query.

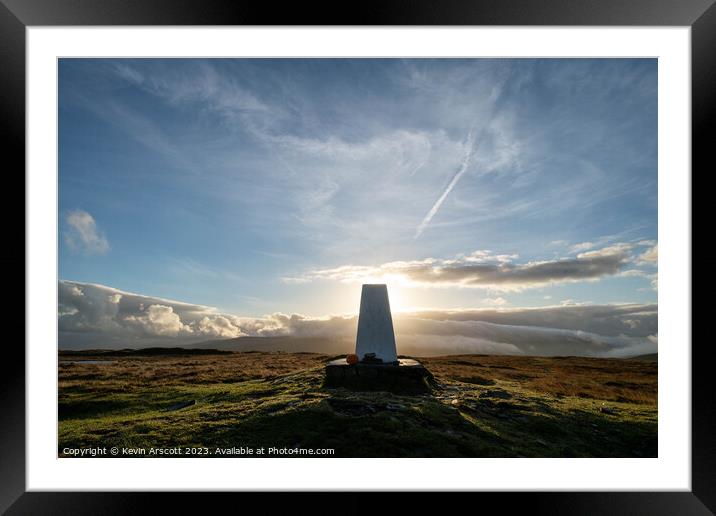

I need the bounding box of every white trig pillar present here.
[355,284,398,364]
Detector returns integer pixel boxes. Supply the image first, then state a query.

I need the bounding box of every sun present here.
[340,275,416,314]
[386,284,411,313]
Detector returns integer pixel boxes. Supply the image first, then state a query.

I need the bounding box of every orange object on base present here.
[346,354,359,365]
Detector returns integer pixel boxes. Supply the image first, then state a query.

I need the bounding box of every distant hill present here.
[60,338,660,361]
[625,353,658,362]
[59,347,232,357]
[187,336,353,355]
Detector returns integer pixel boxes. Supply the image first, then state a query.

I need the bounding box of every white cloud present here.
[484,297,508,306]
[196,315,246,339]
[619,269,648,278]
[112,61,271,122]
[124,304,189,337]
[569,241,595,253]
[637,244,658,264]
[63,210,109,255]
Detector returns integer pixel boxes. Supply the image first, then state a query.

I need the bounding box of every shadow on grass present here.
[194,381,657,458]
[204,394,509,458]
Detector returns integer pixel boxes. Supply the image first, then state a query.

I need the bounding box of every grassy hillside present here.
[626,353,658,362]
[58,351,657,458]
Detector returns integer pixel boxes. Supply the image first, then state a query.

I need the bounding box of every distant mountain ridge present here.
[59,347,232,356]
[59,337,658,360]
[625,353,658,362]
[187,336,353,355]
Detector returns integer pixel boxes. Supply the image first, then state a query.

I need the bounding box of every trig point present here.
[324,284,434,393]
[355,284,398,364]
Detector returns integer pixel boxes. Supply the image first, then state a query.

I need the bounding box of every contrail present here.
[413,68,513,239]
[415,128,476,238]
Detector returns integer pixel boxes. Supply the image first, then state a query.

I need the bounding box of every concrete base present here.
[324,358,435,394]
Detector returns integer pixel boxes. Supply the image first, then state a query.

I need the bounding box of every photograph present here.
[57,57,658,459]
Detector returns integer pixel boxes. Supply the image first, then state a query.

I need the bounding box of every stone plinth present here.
[324,358,435,394]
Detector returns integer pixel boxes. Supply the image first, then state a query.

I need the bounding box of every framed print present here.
[4,0,711,513]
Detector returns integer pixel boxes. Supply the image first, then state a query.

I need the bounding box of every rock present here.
[361,353,384,364]
[451,399,460,406]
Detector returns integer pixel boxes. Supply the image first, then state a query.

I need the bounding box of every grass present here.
[422,355,657,404]
[58,351,657,457]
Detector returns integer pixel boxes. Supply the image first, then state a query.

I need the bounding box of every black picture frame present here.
[3,0,709,513]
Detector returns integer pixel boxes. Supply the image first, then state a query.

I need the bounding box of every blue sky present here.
[59,58,657,326]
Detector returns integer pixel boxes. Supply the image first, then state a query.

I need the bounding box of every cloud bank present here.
[58,281,656,358]
[290,243,648,291]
